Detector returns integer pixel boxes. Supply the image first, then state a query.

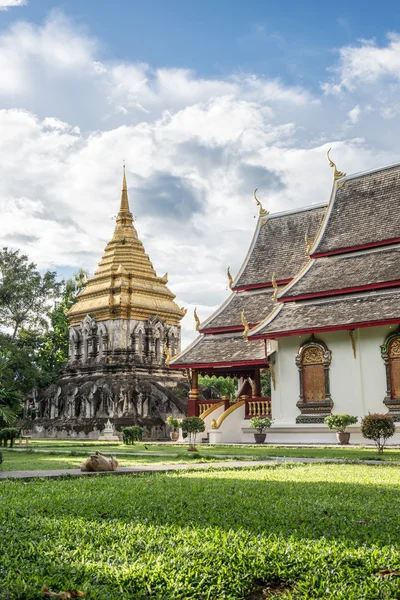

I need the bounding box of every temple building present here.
[171,155,400,444]
[23,169,188,439]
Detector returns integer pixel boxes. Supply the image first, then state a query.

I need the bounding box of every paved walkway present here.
[0,456,393,479]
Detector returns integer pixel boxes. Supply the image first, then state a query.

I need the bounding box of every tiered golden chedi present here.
[67,168,185,327]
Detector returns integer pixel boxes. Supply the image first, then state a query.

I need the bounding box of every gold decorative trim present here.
[241,311,249,339]
[213,400,246,429]
[227,266,233,289]
[194,307,201,331]
[164,342,171,365]
[305,232,311,257]
[199,401,225,420]
[254,188,269,217]
[272,272,278,301]
[327,148,346,181]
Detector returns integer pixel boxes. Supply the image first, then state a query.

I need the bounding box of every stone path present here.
[0,456,393,479]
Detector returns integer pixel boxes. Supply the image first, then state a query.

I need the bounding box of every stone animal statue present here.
[80,451,118,472]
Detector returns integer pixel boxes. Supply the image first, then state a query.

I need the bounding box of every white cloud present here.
[0,0,26,10]
[1,12,400,345]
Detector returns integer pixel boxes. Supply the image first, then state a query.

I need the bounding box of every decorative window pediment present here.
[295,336,333,423]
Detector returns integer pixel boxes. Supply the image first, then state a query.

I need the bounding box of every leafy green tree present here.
[199,375,238,398]
[0,248,61,339]
[0,355,21,424]
[261,370,271,397]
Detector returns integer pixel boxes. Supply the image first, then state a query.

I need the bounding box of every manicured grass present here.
[26,439,400,461]
[1,464,400,598]
[0,450,227,471]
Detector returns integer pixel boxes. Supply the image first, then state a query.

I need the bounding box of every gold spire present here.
[327,148,346,183]
[194,307,201,331]
[272,272,278,301]
[254,188,269,217]
[241,310,249,339]
[66,170,185,327]
[227,266,233,289]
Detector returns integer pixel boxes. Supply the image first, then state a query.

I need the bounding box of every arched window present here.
[381,330,400,417]
[295,336,333,423]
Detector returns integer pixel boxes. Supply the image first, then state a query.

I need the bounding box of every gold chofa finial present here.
[194,307,201,331]
[254,188,269,217]
[164,342,171,365]
[227,266,233,289]
[272,272,278,301]
[241,310,249,339]
[305,232,312,257]
[327,148,346,182]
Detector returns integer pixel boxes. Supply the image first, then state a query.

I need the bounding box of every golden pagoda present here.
[67,167,185,327]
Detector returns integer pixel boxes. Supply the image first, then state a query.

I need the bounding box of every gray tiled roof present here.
[170,333,266,366]
[235,205,326,288]
[201,289,276,331]
[251,289,400,337]
[315,164,400,255]
[283,246,400,298]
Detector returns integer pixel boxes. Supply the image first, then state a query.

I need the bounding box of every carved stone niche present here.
[381,328,400,421]
[295,336,333,424]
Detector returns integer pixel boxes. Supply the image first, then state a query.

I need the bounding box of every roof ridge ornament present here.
[194,307,201,331]
[254,188,269,217]
[241,310,249,339]
[272,272,279,301]
[227,266,233,289]
[327,148,346,188]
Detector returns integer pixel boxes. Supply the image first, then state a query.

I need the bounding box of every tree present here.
[0,248,61,339]
[181,416,205,451]
[361,413,395,453]
[0,355,21,424]
[199,375,238,398]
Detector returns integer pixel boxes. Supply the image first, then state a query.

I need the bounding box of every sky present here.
[2,0,400,347]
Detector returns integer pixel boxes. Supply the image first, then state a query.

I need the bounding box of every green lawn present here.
[0,450,227,471]
[1,463,400,599]
[9,438,400,462]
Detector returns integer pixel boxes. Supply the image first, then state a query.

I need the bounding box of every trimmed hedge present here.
[361,413,395,453]
[121,426,143,445]
[0,428,20,447]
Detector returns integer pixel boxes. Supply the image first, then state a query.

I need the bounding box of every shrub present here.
[121,425,143,445]
[0,427,20,447]
[249,417,273,433]
[166,416,180,432]
[325,414,358,433]
[181,416,205,450]
[361,413,395,453]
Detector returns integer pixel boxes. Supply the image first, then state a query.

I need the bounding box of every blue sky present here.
[3,0,400,87]
[2,0,400,344]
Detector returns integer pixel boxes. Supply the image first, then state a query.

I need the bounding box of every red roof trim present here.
[281,280,400,302]
[232,279,291,292]
[170,358,267,370]
[312,237,400,258]
[200,324,257,335]
[250,318,400,340]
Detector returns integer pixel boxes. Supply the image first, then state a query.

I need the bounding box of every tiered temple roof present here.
[249,161,400,340]
[67,169,186,327]
[171,203,326,369]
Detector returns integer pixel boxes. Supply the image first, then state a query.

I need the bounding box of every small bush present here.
[121,426,143,445]
[0,428,20,447]
[166,416,180,432]
[361,413,395,453]
[249,417,273,433]
[325,414,358,433]
[181,416,205,450]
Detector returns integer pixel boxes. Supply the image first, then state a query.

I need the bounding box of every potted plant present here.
[249,417,272,444]
[181,416,205,451]
[166,416,181,441]
[324,414,358,445]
